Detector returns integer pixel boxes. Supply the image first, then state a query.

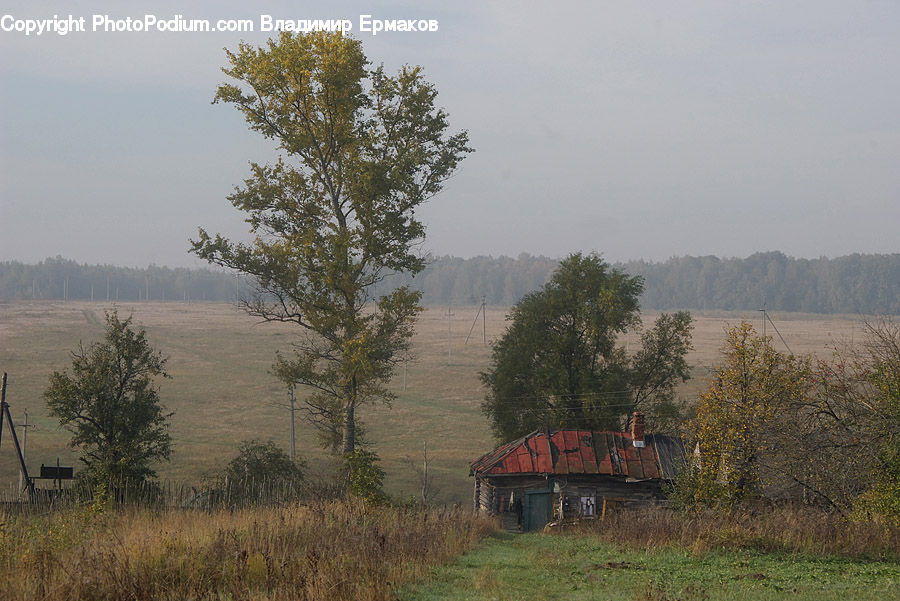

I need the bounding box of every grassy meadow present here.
[400,506,898,600]
[0,300,870,503]
[398,529,898,601]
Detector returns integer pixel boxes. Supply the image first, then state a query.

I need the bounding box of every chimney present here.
[631,412,646,448]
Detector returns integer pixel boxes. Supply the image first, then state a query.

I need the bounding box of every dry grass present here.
[567,505,899,559]
[0,500,497,601]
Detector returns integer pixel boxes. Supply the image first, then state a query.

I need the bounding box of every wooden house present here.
[469,413,686,531]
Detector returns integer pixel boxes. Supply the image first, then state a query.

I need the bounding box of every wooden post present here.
[288,385,296,463]
[482,296,486,344]
[421,440,429,504]
[0,374,35,498]
[601,497,607,521]
[0,375,5,452]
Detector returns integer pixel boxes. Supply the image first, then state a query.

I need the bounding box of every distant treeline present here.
[1,252,898,314]
[0,258,241,303]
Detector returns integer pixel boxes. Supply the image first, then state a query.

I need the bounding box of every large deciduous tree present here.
[44,311,172,490]
[191,32,471,454]
[481,253,693,441]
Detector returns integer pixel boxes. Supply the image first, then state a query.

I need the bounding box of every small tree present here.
[44,311,172,492]
[222,439,305,505]
[342,449,388,505]
[819,319,900,522]
[683,322,812,506]
[481,253,692,440]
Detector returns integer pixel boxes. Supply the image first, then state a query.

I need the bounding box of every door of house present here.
[523,490,552,531]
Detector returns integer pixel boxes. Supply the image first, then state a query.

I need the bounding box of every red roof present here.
[470,430,685,480]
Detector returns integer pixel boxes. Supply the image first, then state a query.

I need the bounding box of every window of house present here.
[580,496,595,516]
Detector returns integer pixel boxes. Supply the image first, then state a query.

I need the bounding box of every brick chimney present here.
[631,412,646,448]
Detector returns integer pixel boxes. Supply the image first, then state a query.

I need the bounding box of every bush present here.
[218,439,306,507]
[342,449,388,505]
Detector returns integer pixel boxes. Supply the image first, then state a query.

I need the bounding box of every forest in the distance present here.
[0,251,897,315]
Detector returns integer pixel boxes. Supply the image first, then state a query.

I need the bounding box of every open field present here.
[0,300,873,503]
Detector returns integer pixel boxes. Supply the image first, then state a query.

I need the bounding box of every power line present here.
[485,389,642,402]
[465,296,486,345]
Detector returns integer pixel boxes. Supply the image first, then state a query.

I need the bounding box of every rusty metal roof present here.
[470,430,685,480]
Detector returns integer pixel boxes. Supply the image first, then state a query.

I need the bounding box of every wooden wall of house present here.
[474,475,548,513]
[554,476,666,520]
[474,474,669,524]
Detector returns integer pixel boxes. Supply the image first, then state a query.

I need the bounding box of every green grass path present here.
[397,532,899,601]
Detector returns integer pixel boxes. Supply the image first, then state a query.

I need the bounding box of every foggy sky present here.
[1,1,898,268]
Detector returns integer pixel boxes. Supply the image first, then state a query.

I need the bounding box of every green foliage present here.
[480,253,692,440]
[43,311,172,490]
[89,482,112,514]
[191,31,471,455]
[681,322,812,506]
[342,449,388,505]
[224,439,305,482]
[851,319,900,525]
[219,439,305,505]
[629,311,695,432]
[681,319,900,516]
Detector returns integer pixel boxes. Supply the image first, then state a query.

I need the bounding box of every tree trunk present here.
[342,402,356,455]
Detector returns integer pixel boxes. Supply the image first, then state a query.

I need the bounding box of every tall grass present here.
[0,501,497,600]
[568,505,899,559]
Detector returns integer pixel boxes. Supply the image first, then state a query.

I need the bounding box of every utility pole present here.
[17,410,35,493]
[107,276,110,301]
[421,440,429,504]
[402,360,408,392]
[759,299,766,338]
[465,296,487,345]
[0,374,35,498]
[288,385,296,463]
[446,304,454,364]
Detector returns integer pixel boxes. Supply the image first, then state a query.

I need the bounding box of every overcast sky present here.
[1,1,898,268]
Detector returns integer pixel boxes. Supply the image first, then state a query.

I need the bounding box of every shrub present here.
[342,449,388,505]
[219,439,306,507]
